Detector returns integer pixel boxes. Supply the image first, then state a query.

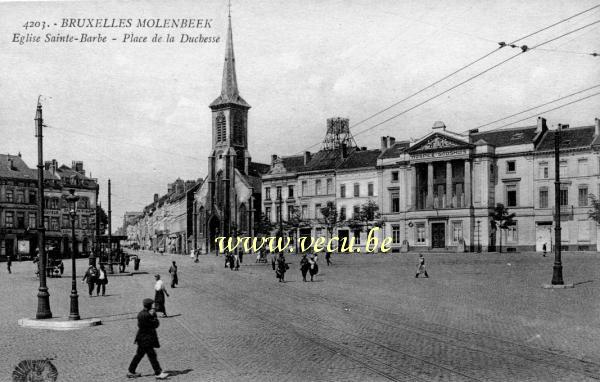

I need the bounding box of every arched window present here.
[216,172,224,207]
[216,112,226,143]
[239,203,248,233]
[233,112,244,145]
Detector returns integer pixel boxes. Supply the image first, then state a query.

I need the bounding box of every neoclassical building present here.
[379,117,600,252]
[193,11,269,252]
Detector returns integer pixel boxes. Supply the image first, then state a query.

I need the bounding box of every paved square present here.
[1,250,600,381]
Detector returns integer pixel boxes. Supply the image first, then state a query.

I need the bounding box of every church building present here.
[193,10,269,252]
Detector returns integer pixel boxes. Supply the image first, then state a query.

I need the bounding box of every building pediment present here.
[408,133,472,153]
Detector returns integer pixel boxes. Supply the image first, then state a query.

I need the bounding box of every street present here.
[2,250,600,381]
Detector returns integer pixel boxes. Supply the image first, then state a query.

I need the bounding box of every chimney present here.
[8,158,14,170]
[536,117,547,133]
[388,136,396,147]
[271,154,278,165]
[154,193,159,203]
[44,160,52,170]
[303,151,311,165]
[595,118,600,136]
[380,136,388,150]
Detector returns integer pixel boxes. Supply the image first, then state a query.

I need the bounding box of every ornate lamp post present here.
[64,189,80,320]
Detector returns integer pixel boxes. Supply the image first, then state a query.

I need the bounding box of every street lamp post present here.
[477,220,481,253]
[65,189,80,320]
[552,125,564,285]
[35,98,52,319]
[277,192,283,238]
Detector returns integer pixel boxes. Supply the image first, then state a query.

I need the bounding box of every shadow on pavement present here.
[165,369,193,376]
[573,280,594,286]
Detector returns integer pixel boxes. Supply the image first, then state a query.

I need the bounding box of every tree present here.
[283,208,310,253]
[319,201,345,240]
[489,203,516,253]
[351,200,383,234]
[96,205,108,234]
[255,212,275,237]
[587,194,600,224]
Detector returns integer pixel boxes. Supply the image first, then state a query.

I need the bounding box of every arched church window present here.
[216,112,226,143]
[216,172,224,207]
[233,112,244,145]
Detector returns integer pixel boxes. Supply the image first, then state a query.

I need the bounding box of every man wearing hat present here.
[127,298,168,380]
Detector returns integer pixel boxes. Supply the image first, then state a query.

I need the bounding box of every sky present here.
[1,0,599,230]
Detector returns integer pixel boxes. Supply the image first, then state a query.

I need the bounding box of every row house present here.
[0,155,99,259]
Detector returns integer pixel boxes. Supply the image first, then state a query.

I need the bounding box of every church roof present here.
[209,13,250,109]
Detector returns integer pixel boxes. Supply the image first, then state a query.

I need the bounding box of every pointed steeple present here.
[210,4,250,109]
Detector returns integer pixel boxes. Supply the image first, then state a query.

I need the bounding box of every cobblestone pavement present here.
[1,250,600,381]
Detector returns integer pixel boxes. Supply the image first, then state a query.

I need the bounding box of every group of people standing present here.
[82,264,109,296]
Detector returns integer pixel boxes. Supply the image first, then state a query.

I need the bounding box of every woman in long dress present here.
[154,274,170,317]
[168,261,178,288]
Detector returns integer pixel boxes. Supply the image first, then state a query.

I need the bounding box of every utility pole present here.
[35,97,52,319]
[108,179,113,274]
[552,125,564,285]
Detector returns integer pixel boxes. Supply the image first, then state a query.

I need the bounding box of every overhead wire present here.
[294,4,600,154]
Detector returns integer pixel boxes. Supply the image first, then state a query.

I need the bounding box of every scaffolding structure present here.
[321,117,358,151]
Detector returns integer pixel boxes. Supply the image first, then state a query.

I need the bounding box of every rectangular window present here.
[315,180,322,195]
[339,207,346,221]
[6,190,13,203]
[368,183,374,196]
[506,185,517,207]
[326,179,333,195]
[353,230,361,245]
[276,186,282,200]
[62,214,70,228]
[315,203,321,219]
[353,183,360,197]
[29,190,37,204]
[16,212,25,228]
[265,187,271,200]
[44,216,49,230]
[16,190,24,203]
[276,206,282,222]
[81,216,88,230]
[353,205,360,219]
[391,171,399,182]
[392,225,401,244]
[340,184,346,198]
[5,212,14,228]
[452,221,463,242]
[288,185,294,198]
[301,181,307,196]
[391,191,400,213]
[578,159,589,176]
[539,162,549,179]
[559,188,569,206]
[287,206,294,220]
[74,216,80,229]
[579,186,588,207]
[416,223,426,244]
[28,213,36,229]
[51,217,59,231]
[559,160,568,178]
[301,205,308,219]
[539,188,548,208]
[506,161,516,173]
[578,220,590,241]
[507,222,518,243]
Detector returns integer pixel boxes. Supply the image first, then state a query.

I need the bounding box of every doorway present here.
[431,223,446,248]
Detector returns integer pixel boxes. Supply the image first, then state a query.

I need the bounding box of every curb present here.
[18,317,102,330]
[107,272,133,277]
[541,283,575,289]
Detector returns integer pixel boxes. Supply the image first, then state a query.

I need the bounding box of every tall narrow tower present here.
[209,6,251,173]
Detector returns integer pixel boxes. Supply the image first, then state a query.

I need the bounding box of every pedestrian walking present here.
[325,250,332,266]
[542,243,547,257]
[415,254,429,278]
[96,264,108,296]
[126,298,169,380]
[82,265,99,296]
[153,275,169,317]
[6,255,12,274]
[194,248,200,263]
[233,251,240,271]
[300,254,310,282]
[275,253,289,282]
[308,254,319,282]
[168,261,178,288]
[270,251,277,271]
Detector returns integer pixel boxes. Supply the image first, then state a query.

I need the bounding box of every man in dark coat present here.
[81,265,98,297]
[6,255,11,274]
[127,298,168,379]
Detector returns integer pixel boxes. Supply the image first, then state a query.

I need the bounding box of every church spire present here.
[210,2,250,109]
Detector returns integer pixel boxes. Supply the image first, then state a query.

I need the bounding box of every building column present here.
[465,160,472,207]
[411,166,417,210]
[446,161,452,208]
[426,162,434,208]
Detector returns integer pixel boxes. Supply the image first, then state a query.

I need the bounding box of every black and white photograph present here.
[1,0,599,380]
